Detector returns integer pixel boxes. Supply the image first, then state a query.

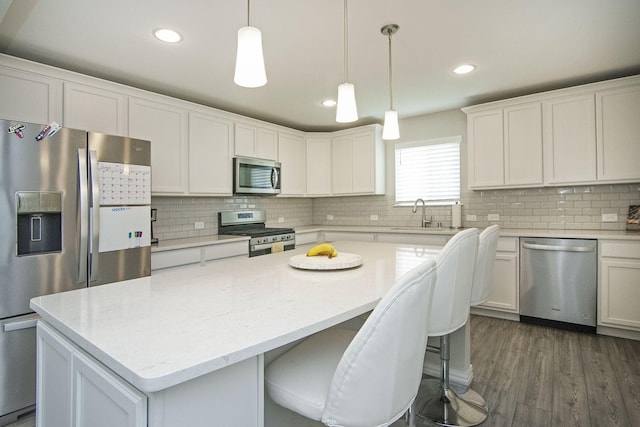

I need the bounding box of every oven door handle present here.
[251,241,295,251]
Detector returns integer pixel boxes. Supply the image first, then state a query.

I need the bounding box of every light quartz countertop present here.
[151,225,639,253]
[31,241,440,393]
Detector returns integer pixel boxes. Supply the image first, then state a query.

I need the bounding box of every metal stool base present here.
[416,379,488,427]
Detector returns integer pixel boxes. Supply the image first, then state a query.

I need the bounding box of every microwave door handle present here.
[271,167,279,189]
[77,148,88,283]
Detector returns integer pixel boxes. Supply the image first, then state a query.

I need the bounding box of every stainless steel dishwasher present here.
[519,237,597,333]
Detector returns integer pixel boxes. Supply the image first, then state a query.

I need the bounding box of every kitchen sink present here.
[390,226,454,232]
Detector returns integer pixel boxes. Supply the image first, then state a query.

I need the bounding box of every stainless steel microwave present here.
[233,156,281,195]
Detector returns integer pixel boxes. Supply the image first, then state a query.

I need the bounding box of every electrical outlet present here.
[278,217,285,223]
[466,214,477,222]
[488,213,500,221]
[194,221,204,229]
[370,214,379,221]
[327,214,334,221]
[602,213,618,222]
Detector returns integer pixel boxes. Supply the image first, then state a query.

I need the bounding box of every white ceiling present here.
[1,0,639,132]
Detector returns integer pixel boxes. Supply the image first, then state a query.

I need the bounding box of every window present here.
[395,136,460,205]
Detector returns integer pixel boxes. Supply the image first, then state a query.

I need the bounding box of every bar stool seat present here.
[265,258,438,427]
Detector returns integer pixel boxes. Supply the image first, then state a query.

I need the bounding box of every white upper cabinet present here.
[543,93,597,185]
[128,97,188,194]
[331,125,385,196]
[188,112,234,195]
[466,75,640,189]
[64,82,128,136]
[234,122,278,160]
[467,110,504,188]
[466,102,542,189]
[278,132,306,196]
[596,83,640,183]
[305,135,332,196]
[0,65,62,124]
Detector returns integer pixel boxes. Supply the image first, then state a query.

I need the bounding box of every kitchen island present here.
[31,241,446,427]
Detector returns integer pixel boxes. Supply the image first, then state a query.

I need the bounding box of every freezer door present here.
[87,132,151,285]
[0,314,39,418]
[0,121,88,319]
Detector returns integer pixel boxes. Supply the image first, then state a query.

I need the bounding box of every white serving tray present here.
[288,252,363,270]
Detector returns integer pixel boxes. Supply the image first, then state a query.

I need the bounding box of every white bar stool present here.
[265,258,438,427]
[416,228,488,426]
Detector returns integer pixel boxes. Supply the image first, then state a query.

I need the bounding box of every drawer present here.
[497,236,518,252]
[600,240,640,259]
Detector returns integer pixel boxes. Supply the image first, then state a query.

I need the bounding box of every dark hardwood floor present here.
[461,314,640,427]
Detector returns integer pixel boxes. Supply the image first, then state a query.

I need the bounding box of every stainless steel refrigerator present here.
[0,119,152,424]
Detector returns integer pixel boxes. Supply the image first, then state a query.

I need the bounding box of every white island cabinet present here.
[32,241,455,427]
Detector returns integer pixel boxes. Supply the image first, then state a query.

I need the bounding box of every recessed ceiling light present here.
[154,28,182,43]
[453,64,476,75]
[321,99,337,107]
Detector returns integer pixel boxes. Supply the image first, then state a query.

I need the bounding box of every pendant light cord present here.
[388,30,394,110]
[247,0,251,26]
[344,0,349,82]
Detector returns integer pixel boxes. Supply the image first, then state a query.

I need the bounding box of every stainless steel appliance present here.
[0,119,152,424]
[218,210,294,257]
[519,237,597,334]
[233,156,281,195]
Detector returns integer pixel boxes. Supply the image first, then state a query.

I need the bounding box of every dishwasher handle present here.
[522,242,595,253]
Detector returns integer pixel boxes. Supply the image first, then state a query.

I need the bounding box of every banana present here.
[306,243,338,258]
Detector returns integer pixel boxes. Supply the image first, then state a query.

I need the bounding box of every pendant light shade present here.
[336,0,358,123]
[336,82,358,123]
[381,24,399,140]
[383,109,400,140]
[234,1,267,88]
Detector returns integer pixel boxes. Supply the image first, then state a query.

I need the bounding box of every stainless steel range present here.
[218,210,295,257]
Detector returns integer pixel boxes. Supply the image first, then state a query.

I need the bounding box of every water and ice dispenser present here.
[16,192,63,256]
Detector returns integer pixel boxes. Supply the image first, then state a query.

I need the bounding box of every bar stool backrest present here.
[470,225,500,306]
[427,228,479,337]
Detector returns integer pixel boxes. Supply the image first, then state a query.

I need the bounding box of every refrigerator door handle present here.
[88,150,100,283]
[3,313,41,332]
[78,148,88,282]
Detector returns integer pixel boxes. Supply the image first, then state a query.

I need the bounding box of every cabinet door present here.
[129,97,188,194]
[467,110,504,188]
[278,133,306,196]
[37,322,74,427]
[306,137,332,196]
[352,131,375,193]
[256,127,278,160]
[188,112,233,195]
[543,94,597,184]
[73,350,147,427]
[0,66,61,124]
[64,82,127,136]
[332,135,353,194]
[504,103,543,186]
[596,84,640,182]
[234,123,277,160]
[599,258,640,330]
[479,252,518,312]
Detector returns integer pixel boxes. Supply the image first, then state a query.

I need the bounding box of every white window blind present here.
[395,137,460,204]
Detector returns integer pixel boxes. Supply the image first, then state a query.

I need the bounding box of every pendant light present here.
[381,24,399,140]
[234,0,267,88]
[336,0,358,123]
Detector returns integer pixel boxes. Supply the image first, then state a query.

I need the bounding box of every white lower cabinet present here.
[37,322,147,427]
[599,240,640,331]
[151,240,249,271]
[376,233,448,247]
[477,237,519,313]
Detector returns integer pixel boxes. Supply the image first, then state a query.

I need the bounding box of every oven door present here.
[233,157,281,195]
[250,240,295,257]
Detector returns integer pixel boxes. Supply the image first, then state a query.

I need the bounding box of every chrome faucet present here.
[412,198,432,228]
